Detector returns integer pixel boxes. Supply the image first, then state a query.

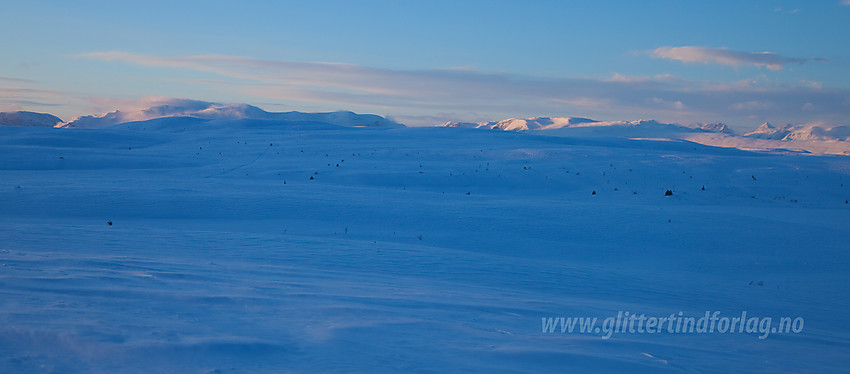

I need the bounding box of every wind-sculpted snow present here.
[0,119,849,372]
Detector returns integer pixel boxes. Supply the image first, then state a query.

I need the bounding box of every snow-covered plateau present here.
[1,103,849,373]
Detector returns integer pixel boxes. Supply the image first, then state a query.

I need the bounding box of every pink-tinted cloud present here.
[650,46,824,70]
[0,76,35,84]
[74,51,850,127]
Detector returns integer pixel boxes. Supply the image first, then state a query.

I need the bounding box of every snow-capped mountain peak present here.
[491,117,598,131]
[743,122,793,140]
[694,122,735,135]
[743,123,850,142]
[440,117,597,131]
[439,115,850,155]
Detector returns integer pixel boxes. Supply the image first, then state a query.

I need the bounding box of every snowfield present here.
[1,113,849,373]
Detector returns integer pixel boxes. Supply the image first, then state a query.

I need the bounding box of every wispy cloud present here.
[0,76,35,84]
[650,46,824,70]
[73,51,850,127]
[773,7,801,14]
[731,100,775,111]
[0,86,68,116]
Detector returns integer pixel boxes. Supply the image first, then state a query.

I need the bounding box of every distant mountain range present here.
[441,116,848,141]
[441,116,850,155]
[442,117,598,131]
[54,99,401,129]
[0,99,400,130]
[743,122,850,141]
[1,100,848,155]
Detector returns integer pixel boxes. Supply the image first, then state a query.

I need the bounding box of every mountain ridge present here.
[0,111,63,127]
[49,99,401,129]
[3,102,848,155]
[439,116,850,155]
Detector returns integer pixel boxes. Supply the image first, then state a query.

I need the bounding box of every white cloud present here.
[650,97,686,110]
[650,46,821,70]
[800,80,823,89]
[773,7,800,14]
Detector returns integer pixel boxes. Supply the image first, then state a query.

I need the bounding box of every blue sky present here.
[2,0,849,129]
